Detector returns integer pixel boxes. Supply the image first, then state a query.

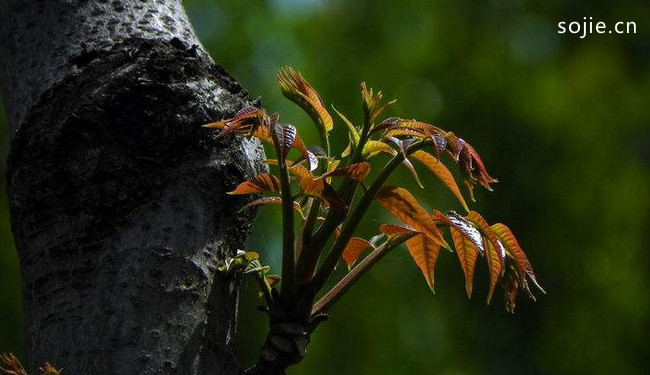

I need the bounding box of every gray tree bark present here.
[0,1,263,374]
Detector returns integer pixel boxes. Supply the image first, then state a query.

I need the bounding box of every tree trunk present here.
[0,1,263,374]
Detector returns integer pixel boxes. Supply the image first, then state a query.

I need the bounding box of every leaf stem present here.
[306,116,374,258]
[295,198,322,282]
[295,113,367,283]
[311,233,415,315]
[309,139,432,293]
[320,129,331,157]
[272,131,296,305]
[302,197,321,238]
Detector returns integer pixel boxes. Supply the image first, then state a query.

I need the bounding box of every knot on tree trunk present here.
[247,301,328,375]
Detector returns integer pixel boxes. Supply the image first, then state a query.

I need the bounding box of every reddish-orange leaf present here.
[203,108,316,173]
[465,211,503,304]
[250,122,272,144]
[461,142,498,191]
[491,223,545,295]
[289,164,313,181]
[299,176,345,209]
[358,118,445,159]
[458,143,497,202]
[432,210,484,253]
[278,66,333,132]
[202,119,228,130]
[258,111,279,145]
[375,186,448,249]
[524,258,545,296]
[501,261,520,313]
[450,227,480,298]
[1,353,27,375]
[205,106,267,139]
[369,117,401,135]
[433,210,484,297]
[216,121,251,139]
[203,108,294,157]
[265,158,316,181]
[291,136,318,171]
[406,234,442,292]
[333,226,374,269]
[379,223,416,237]
[234,105,262,119]
[490,223,526,282]
[411,150,470,212]
[239,197,305,220]
[483,237,506,305]
[342,237,374,270]
[228,174,281,195]
[299,176,324,197]
[442,132,497,202]
[203,105,262,130]
[384,127,427,139]
[444,131,465,160]
[264,162,343,208]
[396,120,445,134]
[320,162,371,182]
[372,118,444,137]
[290,135,309,154]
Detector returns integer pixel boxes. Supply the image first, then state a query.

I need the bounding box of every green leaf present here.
[220,250,261,273]
[332,105,360,144]
[362,140,396,158]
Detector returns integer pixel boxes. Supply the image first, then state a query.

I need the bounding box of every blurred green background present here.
[1,0,649,374]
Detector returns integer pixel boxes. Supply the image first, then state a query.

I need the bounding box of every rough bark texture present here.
[0,1,263,374]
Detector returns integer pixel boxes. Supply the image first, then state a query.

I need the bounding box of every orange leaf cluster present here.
[372,188,543,309]
[203,66,542,315]
[1,354,62,375]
